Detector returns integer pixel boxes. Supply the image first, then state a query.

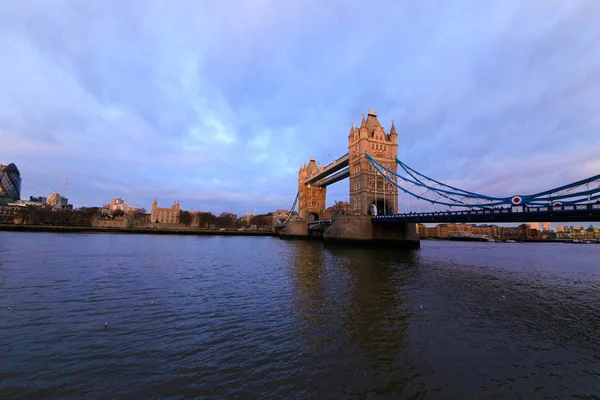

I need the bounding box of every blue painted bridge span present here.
[373,204,600,224]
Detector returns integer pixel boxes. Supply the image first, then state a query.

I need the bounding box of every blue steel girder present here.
[373,204,600,223]
[365,152,600,209]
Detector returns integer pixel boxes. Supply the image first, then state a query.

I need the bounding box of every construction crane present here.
[55,179,68,194]
[130,188,140,203]
[47,178,68,209]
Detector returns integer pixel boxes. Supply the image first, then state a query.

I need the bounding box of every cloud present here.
[1,0,599,215]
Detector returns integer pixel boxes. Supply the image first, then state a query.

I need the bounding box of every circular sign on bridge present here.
[511,196,523,205]
[553,202,562,207]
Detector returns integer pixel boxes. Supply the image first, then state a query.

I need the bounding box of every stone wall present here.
[132,214,152,227]
[371,221,419,244]
[92,216,132,228]
[323,215,373,241]
[279,220,309,239]
[323,215,419,248]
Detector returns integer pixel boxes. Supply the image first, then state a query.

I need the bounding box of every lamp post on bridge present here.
[382,170,386,216]
[375,170,381,216]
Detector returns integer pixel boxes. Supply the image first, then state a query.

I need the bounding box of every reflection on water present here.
[289,243,421,397]
[1,233,600,399]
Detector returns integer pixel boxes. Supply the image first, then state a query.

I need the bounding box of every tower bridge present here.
[279,109,600,247]
[303,153,349,187]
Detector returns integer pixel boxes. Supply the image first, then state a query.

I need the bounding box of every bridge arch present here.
[371,198,393,216]
[307,212,319,222]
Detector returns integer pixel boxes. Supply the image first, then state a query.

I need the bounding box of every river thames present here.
[1,232,599,399]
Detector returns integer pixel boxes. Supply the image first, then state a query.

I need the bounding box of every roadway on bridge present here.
[373,204,600,224]
[304,154,349,187]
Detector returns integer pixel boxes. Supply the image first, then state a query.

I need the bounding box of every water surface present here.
[1,232,599,399]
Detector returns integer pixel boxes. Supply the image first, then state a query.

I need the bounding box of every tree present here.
[180,211,192,226]
[217,213,236,228]
[194,212,218,228]
[250,214,273,226]
[112,209,125,217]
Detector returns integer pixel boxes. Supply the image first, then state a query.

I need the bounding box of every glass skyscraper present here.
[0,163,22,201]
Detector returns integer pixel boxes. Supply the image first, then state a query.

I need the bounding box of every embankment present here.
[0,224,277,237]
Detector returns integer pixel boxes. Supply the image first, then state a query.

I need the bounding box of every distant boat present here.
[505,239,517,243]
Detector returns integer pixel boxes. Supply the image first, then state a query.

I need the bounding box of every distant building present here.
[0,163,22,202]
[47,192,70,209]
[555,226,565,233]
[250,213,275,229]
[274,209,290,222]
[104,197,140,214]
[239,212,253,226]
[0,204,22,223]
[528,222,539,230]
[541,222,551,232]
[326,201,351,215]
[151,198,181,224]
[109,198,127,213]
[29,196,47,204]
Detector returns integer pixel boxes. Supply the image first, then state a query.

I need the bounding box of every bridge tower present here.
[348,109,398,216]
[298,158,327,221]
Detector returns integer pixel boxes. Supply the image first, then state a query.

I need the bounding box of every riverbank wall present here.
[423,237,598,244]
[0,224,277,237]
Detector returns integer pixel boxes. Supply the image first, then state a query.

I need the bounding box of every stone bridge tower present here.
[348,109,398,216]
[298,157,327,221]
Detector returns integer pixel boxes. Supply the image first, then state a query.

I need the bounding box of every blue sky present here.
[1,0,599,216]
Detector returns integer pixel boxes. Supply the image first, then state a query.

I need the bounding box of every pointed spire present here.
[390,119,397,135]
[348,121,354,137]
[360,112,367,129]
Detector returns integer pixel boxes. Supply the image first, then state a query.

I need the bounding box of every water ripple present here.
[1,233,600,399]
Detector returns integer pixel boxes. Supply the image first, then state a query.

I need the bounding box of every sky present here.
[1,0,599,216]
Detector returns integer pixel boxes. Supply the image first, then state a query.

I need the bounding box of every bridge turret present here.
[297,156,327,222]
[348,109,399,216]
[365,109,382,136]
[390,119,397,137]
